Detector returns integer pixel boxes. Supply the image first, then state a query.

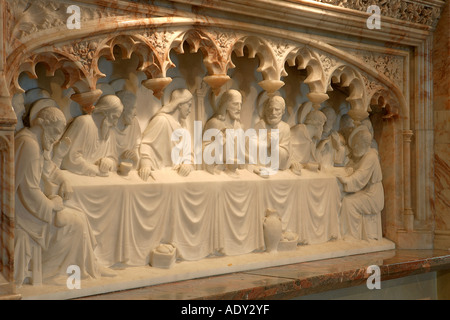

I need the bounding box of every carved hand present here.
[59,180,74,201]
[138,166,153,181]
[337,175,348,185]
[290,162,302,176]
[122,150,138,163]
[49,195,64,212]
[177,163,193,177]
[54,210,70,228]
[330,132,341,150]
[345,167,354,176]
[99,157,114,173]
[55,137,72,157]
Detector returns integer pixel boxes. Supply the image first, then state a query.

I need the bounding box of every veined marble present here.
[0,0,446,298]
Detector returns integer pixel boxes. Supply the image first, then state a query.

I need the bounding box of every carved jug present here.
[263,209,282,253]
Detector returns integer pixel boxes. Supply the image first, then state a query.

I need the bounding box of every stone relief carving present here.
[203,89,244,175]
[139,88,194,180]
[14,104,116,285]
[338,125,384,241]
[290,109,327,171]
[57,95,124,177]
[310,0,441,27]
[5,0,141,44]
[254,96,291,175]
[343,49,405,91]
[3,0,412,288]
[60,41,98,70]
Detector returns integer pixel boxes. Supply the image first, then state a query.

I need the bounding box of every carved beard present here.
[100,118,111,140]
[42,132,54,152]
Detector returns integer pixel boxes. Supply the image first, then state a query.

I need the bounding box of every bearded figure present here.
[14,104,115,285]
[57,95,123,177]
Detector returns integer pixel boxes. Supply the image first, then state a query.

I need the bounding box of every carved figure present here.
[139,88,194,180]
[338,125,384,241]
[316,106,348,169]
[203,89,244,175]
[338,113,354,143]
[113,90,142,169]
[254,96,291,175]
[361,117,379,151]
[57,95,123,176]
[14,105,112,285]
[290,109,327,171]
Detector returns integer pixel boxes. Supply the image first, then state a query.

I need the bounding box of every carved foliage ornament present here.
[310,0,441,27]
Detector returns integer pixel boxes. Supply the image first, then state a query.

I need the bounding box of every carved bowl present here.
[119,162,133,176]
[150,245,177,269]
[278,232,299,252]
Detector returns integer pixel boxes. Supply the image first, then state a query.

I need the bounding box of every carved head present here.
[33,107,66,152]
[263,96,285,126]
[320,106,337,137]
[361,117,374,137]
[304,109,327,140]
[348,125,372,158]
[216,89,242,121]
[339,114,355,142]
[160,89,193,120]
[116,90,137,126]
[94,95,124,139]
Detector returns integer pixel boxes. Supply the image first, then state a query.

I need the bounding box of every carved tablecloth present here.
[63,168,341,267]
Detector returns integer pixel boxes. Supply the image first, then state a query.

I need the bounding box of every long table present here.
[63,167,342,267]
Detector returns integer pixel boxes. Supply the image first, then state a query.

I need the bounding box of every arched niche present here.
[329,65,368,125]
[284,46,328,109]
[368,88,404,239]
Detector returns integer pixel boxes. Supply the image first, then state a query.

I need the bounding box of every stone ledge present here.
[76,248,450,300]
[18,238,395,300]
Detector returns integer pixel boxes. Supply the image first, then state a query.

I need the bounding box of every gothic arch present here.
[284,46,329,108]
[329,65,368,124]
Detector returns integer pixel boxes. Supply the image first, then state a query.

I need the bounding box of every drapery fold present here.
[64,168,341,267]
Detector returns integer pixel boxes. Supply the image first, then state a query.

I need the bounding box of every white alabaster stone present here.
[17,238,395,300]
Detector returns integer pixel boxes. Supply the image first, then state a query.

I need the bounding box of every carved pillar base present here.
[396,229,434,249]
[258,80,285,96]
[306,92,329,110]
[204,75,231,96]
[71,89,102,114]
[434,231,450,250]
[142,77,173,100]
[403,208,415,231]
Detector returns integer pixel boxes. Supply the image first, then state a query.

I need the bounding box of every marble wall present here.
[433,1,450,250]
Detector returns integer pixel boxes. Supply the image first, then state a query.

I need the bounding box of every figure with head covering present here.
[338,125,384,241]
[253,95,291,175]
[57,94,123,177]
[361,117,378,151]
[203,89,244,175]
[113,90,142,169]
[14,104,114,285]
[338,113,355,143]
[139,88,194,180]
[290,108,327,171]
